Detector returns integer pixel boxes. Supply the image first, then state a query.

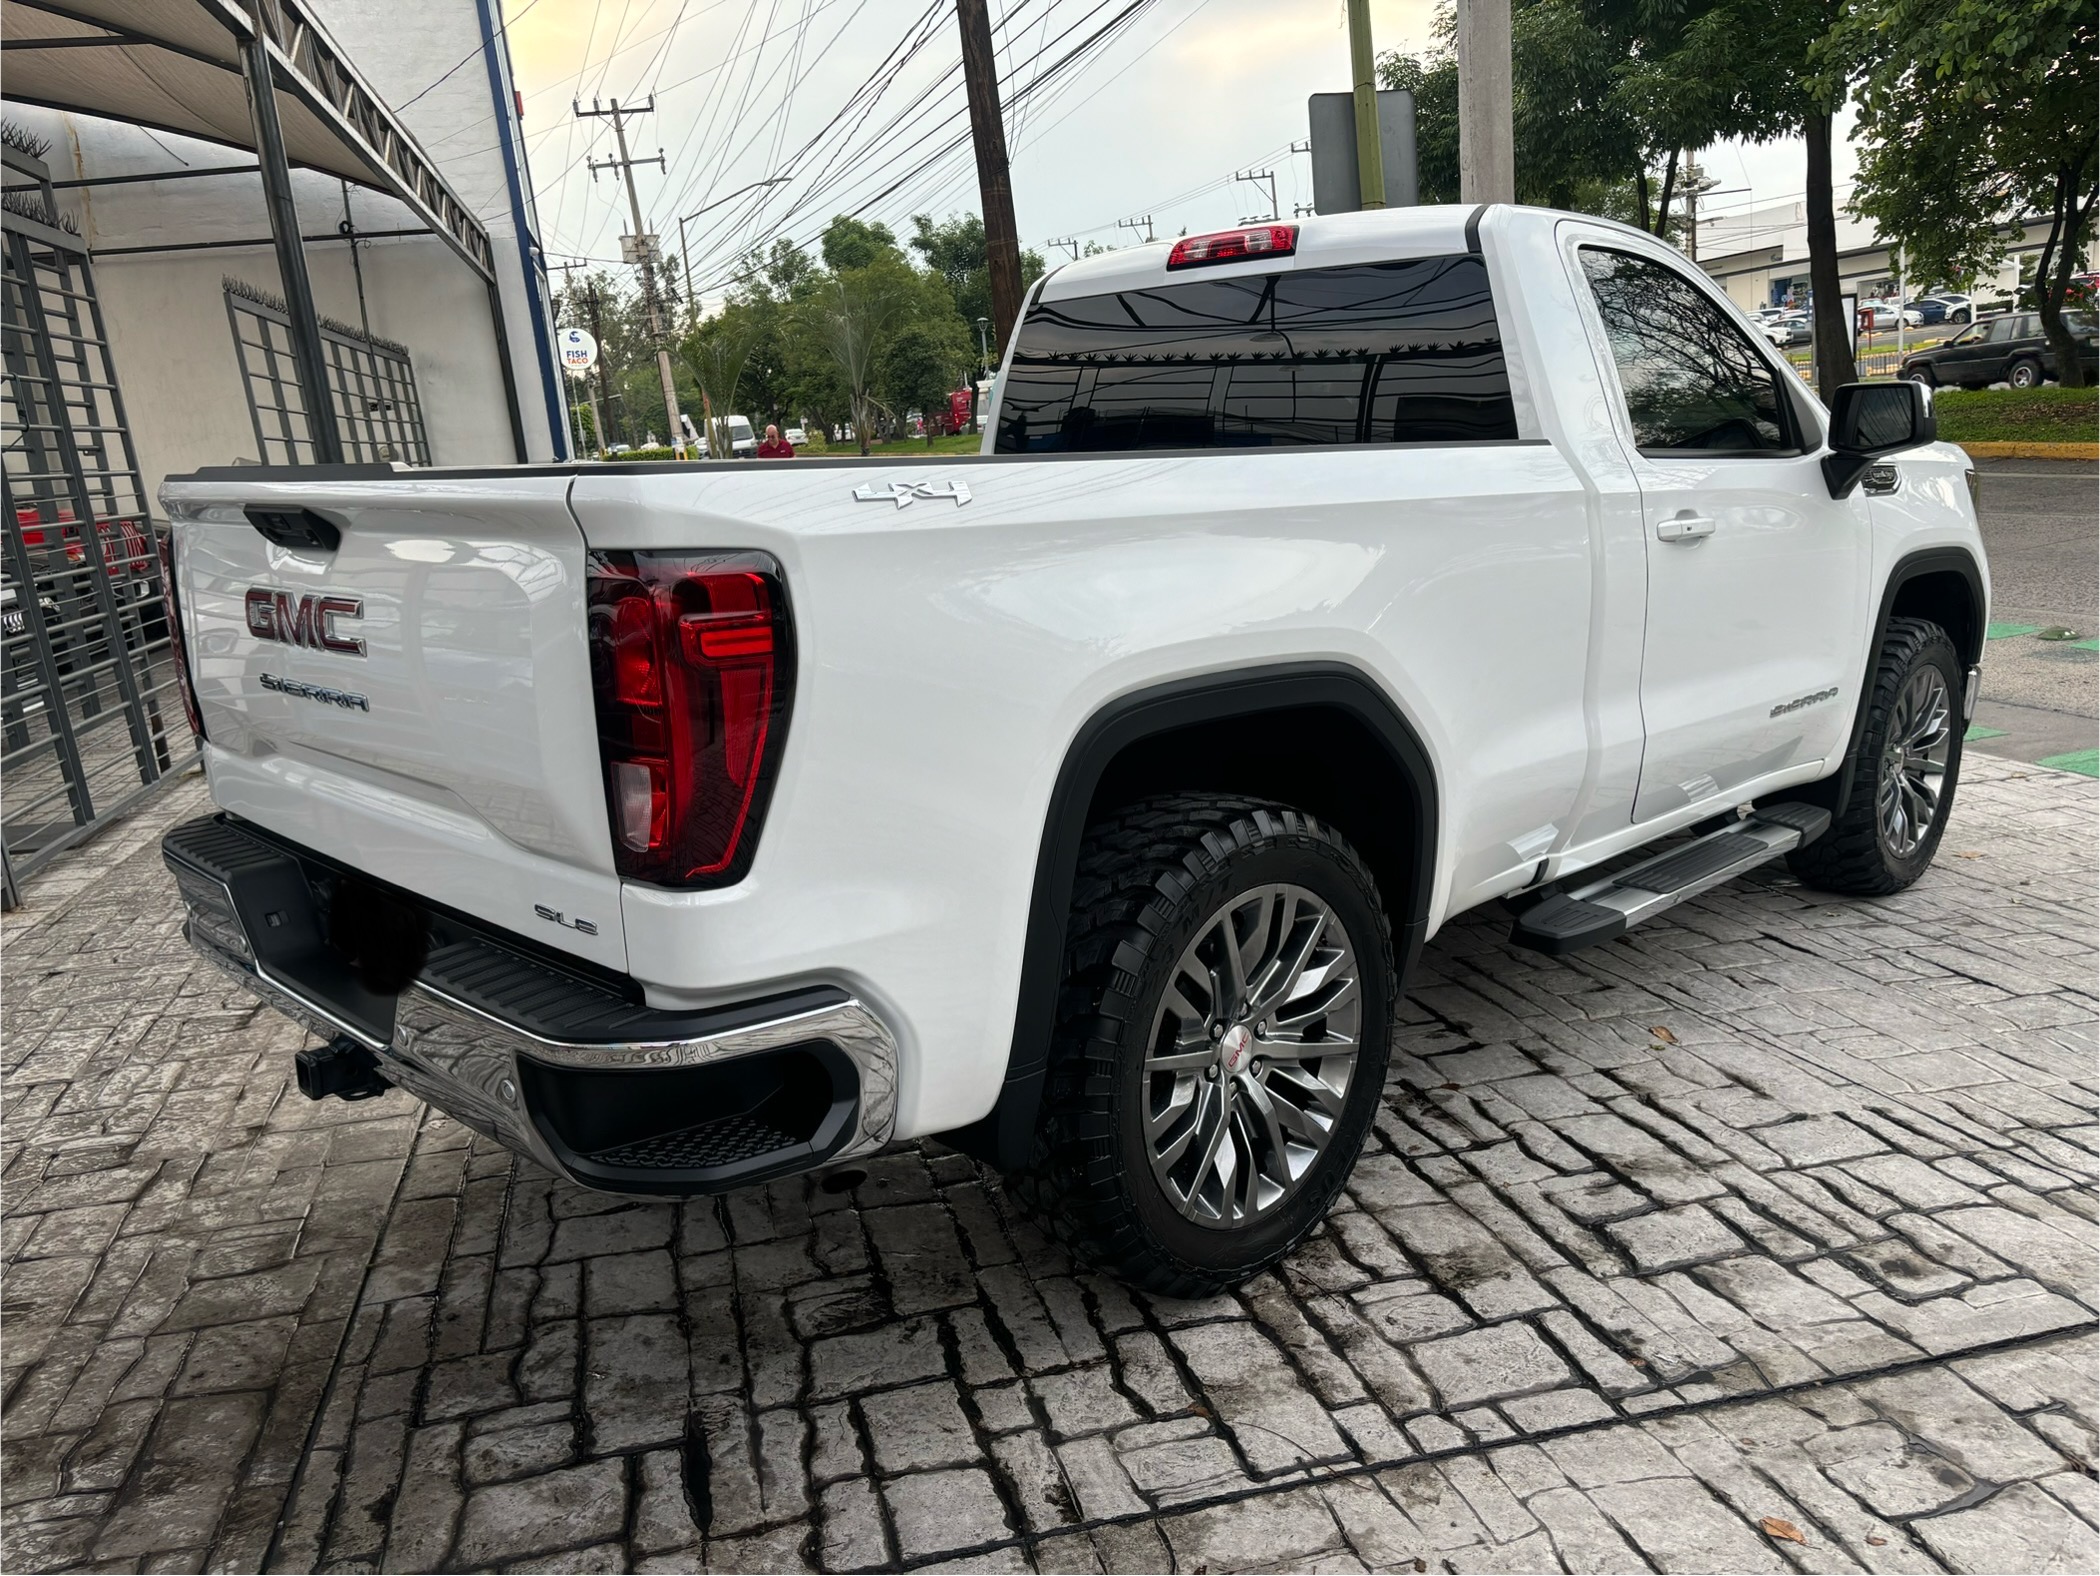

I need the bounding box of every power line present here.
[682,0,1151,285]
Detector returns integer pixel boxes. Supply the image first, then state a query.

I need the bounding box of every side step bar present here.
[1510,802,1832,955]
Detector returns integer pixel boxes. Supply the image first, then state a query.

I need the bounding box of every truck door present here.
[1570,240,1871,822]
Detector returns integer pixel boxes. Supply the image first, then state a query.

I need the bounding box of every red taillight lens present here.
[587,551,792,887]
[156,525,206,741]
[1167,224,1298,270]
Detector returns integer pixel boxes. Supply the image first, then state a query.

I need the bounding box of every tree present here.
[1840,0,2096,386]
[682,304,763,458]
[908,212,1046,361]
[1376,0,1774,238]
[793,254,916,454]
[819,216,899,272]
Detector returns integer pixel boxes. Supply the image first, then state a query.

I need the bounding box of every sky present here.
[495,0,1859,304]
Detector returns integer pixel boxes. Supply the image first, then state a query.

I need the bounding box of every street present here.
[1968,458,2099,772]
[3,747,2095,1573]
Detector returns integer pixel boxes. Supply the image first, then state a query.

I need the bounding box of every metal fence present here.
[225,280,432,465]
[2,136,191,907]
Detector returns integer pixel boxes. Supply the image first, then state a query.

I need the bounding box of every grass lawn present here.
[849,432,982,457]
[1930,386,2098,445]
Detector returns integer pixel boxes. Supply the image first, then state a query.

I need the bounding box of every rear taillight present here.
[157,525,206,740]
[586,550,793,887]
[1167,223,1297,270]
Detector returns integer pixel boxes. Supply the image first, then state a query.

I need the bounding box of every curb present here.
[1957,441,2099,460]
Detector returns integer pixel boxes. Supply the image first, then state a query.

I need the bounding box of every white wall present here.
[7,96,532,500]
[90,235,512,501]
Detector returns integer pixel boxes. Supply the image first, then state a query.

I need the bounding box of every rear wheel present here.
[1013,795,1394,1296]
[2006,357,2045,390]
[1788,617,1963,896]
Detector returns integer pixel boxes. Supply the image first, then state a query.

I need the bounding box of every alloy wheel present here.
[1877,666,1953,859]
[1143,883,1361,1228]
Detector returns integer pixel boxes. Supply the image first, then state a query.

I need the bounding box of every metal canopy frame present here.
[2,0,532,461]
[6,0,496,280]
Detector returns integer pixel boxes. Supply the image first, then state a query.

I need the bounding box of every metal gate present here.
[2,131,190,908]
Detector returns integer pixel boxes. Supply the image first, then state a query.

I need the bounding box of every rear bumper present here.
[163,815,898,1194]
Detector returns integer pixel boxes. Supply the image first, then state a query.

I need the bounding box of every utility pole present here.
[1236,168,1279,222]
[577,96,685,457]
[1047,236,1080,262]
[1456,0,1514,204]
[1346,0,1386,210]
[1117,216,1155,244]
[955,0,1024,354]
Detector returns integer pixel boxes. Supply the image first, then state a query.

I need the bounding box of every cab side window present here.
[1579,248,1793,454]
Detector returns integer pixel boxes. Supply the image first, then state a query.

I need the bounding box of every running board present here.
[1510,803,1832,956]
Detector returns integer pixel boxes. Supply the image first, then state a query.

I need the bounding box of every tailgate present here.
[163,473,627,972]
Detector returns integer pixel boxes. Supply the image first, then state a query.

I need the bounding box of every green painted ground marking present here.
[1985,622,2041,639]
[1963,724,2008,741]
[2068,638,2099,652]
[2036,749,2100,778]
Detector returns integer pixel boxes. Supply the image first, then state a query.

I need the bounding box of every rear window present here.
[994,254,1519,453]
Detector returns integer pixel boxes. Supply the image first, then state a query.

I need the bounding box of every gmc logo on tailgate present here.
[245,589,365,656]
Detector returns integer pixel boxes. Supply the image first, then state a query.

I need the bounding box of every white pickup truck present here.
[159,205,1988,1295]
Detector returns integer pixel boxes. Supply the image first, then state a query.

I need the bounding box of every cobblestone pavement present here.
[4,759,2096,1574]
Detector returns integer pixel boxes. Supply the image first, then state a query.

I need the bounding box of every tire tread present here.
[1010,793,1393,1297]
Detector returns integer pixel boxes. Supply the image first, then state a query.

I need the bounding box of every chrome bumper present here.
[167,822,898,1193]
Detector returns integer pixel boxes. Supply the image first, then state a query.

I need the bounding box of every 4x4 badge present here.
[852,479,972,509]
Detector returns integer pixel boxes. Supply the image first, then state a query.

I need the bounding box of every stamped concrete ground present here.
[4,758,2096,1574]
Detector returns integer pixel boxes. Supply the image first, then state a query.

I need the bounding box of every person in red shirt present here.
[756,423,795,458]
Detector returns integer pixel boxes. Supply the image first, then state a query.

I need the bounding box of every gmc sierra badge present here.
[246,588,366,655]
[258,672,369,712]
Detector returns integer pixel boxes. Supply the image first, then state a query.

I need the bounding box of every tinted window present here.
[994,255,1518,453]
[1985,317,2017,342]
[1580,249,1791,453]
[2013,315,2042,339]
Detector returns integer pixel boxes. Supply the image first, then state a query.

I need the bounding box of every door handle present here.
[1655,513,1716,543]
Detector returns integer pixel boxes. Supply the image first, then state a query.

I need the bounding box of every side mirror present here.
[1823,381,1936,498]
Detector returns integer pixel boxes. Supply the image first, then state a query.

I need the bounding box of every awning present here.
[2,0,494,277]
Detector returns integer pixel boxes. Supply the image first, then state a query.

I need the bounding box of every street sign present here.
[619,233,662,266]
[1309,90,1419,213]
[558,326,598,376]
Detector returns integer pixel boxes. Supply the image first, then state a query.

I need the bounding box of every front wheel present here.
[1905,365,1937,387]
[1013,795,1395,1296]
[1788,617,1964,896]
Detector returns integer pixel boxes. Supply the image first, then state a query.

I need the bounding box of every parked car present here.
[158,206,1986,1295]
[1902,294,1973,328]
[1899,311,2099,389]
[1764,313,1812,347]
[784,427,807,446]
[1858,300,1902,331]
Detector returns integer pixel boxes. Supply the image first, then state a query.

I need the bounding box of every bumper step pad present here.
[1510,802,1832,956]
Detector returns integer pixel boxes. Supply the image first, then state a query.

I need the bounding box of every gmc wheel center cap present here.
[1220,1023,1253,1074]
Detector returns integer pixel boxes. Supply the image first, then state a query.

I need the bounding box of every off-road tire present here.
[1010,794,1395,1297]
[1787,617,1964,896]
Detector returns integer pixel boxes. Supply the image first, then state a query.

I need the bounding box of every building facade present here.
[1697,199,2071,312]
